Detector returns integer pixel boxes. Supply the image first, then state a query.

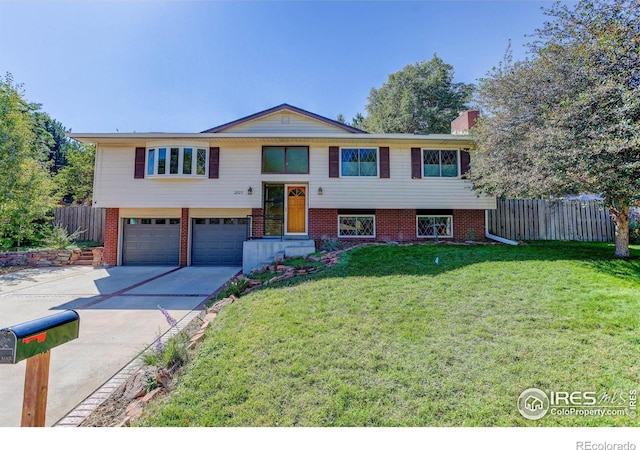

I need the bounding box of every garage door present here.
[122,218,180,265]
[191,218,247,265]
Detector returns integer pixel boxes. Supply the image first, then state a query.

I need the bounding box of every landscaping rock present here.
[123,368,157,400]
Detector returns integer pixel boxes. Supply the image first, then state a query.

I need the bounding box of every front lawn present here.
[138,242,640,426]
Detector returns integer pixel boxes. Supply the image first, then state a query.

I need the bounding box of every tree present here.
[336,113,347,124]
[351,112,365,130]
[33,111,69,173]
[53,141,95,205]
[469,0,640,257]
[363,54,474,134]
[0,73,56,248]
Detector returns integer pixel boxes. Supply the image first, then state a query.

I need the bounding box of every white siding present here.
[306,146,496,209]
[94,145,263,209]
[220,112,350,134]
[94,143,495,210]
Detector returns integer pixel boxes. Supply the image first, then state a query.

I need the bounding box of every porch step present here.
[284,244,316,258]
[73,260,94,265]
[243,239,316,274]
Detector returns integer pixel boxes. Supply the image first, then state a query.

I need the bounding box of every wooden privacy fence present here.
[52,206,105,244]
[488,198,616,242]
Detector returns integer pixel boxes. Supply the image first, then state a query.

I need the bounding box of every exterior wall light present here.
[247,187,253,195]
[318,187,323,195]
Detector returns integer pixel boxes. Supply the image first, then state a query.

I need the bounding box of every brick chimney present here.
[451,110,479,135]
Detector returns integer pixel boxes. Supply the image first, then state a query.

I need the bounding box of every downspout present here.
[485,210,518,245]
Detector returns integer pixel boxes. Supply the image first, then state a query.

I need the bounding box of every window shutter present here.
[134,147,145,179]
[379,147,390,178]
[460,150,471,178]
[329,146,339,178]
[208,147,220,179]
[411,148,422,179]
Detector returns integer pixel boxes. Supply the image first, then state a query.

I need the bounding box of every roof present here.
[68,132,475,147]
[200,103,367,134]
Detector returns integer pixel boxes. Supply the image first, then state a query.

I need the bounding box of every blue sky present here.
[0,1,557,133]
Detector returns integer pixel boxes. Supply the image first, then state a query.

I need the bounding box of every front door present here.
[286,186,306,234]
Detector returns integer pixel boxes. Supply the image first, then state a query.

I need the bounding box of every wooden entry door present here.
[286,186,306,233]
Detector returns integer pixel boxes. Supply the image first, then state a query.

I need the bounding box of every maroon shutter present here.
[208,147,220,179]
[134,147,145,179]
[379,147,390,178]
[411,147,422,179]
[329,146,339,178]
[460,150,471,178]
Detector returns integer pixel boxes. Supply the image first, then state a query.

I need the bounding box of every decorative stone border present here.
[0,247,104,268]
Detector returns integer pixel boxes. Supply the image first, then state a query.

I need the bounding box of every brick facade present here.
[103,208,119,266]
[308,208,338,239]
[251,208,264,238]
[105,207,486,267]
[180,208,189,266]
[452,209,486,241]
[376,209,417,242]
[307,207,486,242]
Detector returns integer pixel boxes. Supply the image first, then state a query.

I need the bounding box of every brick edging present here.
[53,309,203,427]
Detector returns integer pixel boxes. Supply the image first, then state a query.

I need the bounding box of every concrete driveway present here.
[0,264,240,427]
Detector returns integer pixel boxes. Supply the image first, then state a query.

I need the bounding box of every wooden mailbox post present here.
[0,310,80,426]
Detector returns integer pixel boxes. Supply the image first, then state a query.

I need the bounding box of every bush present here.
[45,224,86,249]
[319,235,344,252]
[143,306,190,370]
[222,277,249,297]
[143,332,190,370]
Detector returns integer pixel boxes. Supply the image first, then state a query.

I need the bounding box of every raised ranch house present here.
[70,104,496,273]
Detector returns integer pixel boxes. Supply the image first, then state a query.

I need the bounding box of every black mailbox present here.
[0,310,80,364]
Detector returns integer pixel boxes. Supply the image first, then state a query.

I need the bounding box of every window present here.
[338,215,375,238]
[417,216,453,238]
[423,149,459,177]
[146,146,208,177]
[341,148,377,176]
[262,146,309,173]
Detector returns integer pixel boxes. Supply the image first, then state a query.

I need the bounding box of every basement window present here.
[338,215,375,238]
[417,216,453,238]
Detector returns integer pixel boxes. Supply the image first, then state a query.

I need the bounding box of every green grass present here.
[138,241,640,427]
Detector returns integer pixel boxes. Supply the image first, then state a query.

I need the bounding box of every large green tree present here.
[33,111,69,173]
[0,73,56,249]
[469,0,640,257]
[363,54,474,134]
[53,141,95,205]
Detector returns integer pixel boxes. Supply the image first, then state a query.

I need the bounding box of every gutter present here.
[485,210,518,245]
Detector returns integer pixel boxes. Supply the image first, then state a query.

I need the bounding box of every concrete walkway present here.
[0,265,240,427]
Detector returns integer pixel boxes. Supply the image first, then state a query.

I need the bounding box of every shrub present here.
[45,224,86,249]
[319,235,344,252]
[221,277,249,298]
[143,306,190,370]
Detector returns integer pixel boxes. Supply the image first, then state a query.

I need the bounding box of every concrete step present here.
[285,245,316,258]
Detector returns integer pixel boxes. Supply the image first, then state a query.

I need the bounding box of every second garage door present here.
[191,218,247,265]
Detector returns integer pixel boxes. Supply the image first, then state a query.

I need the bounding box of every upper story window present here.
[147,147,207,177]
[341,148,377,177]
[423,149,458,177]
[262,146,309,174]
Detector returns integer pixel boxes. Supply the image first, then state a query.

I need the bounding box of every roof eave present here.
[68,132,475,147]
